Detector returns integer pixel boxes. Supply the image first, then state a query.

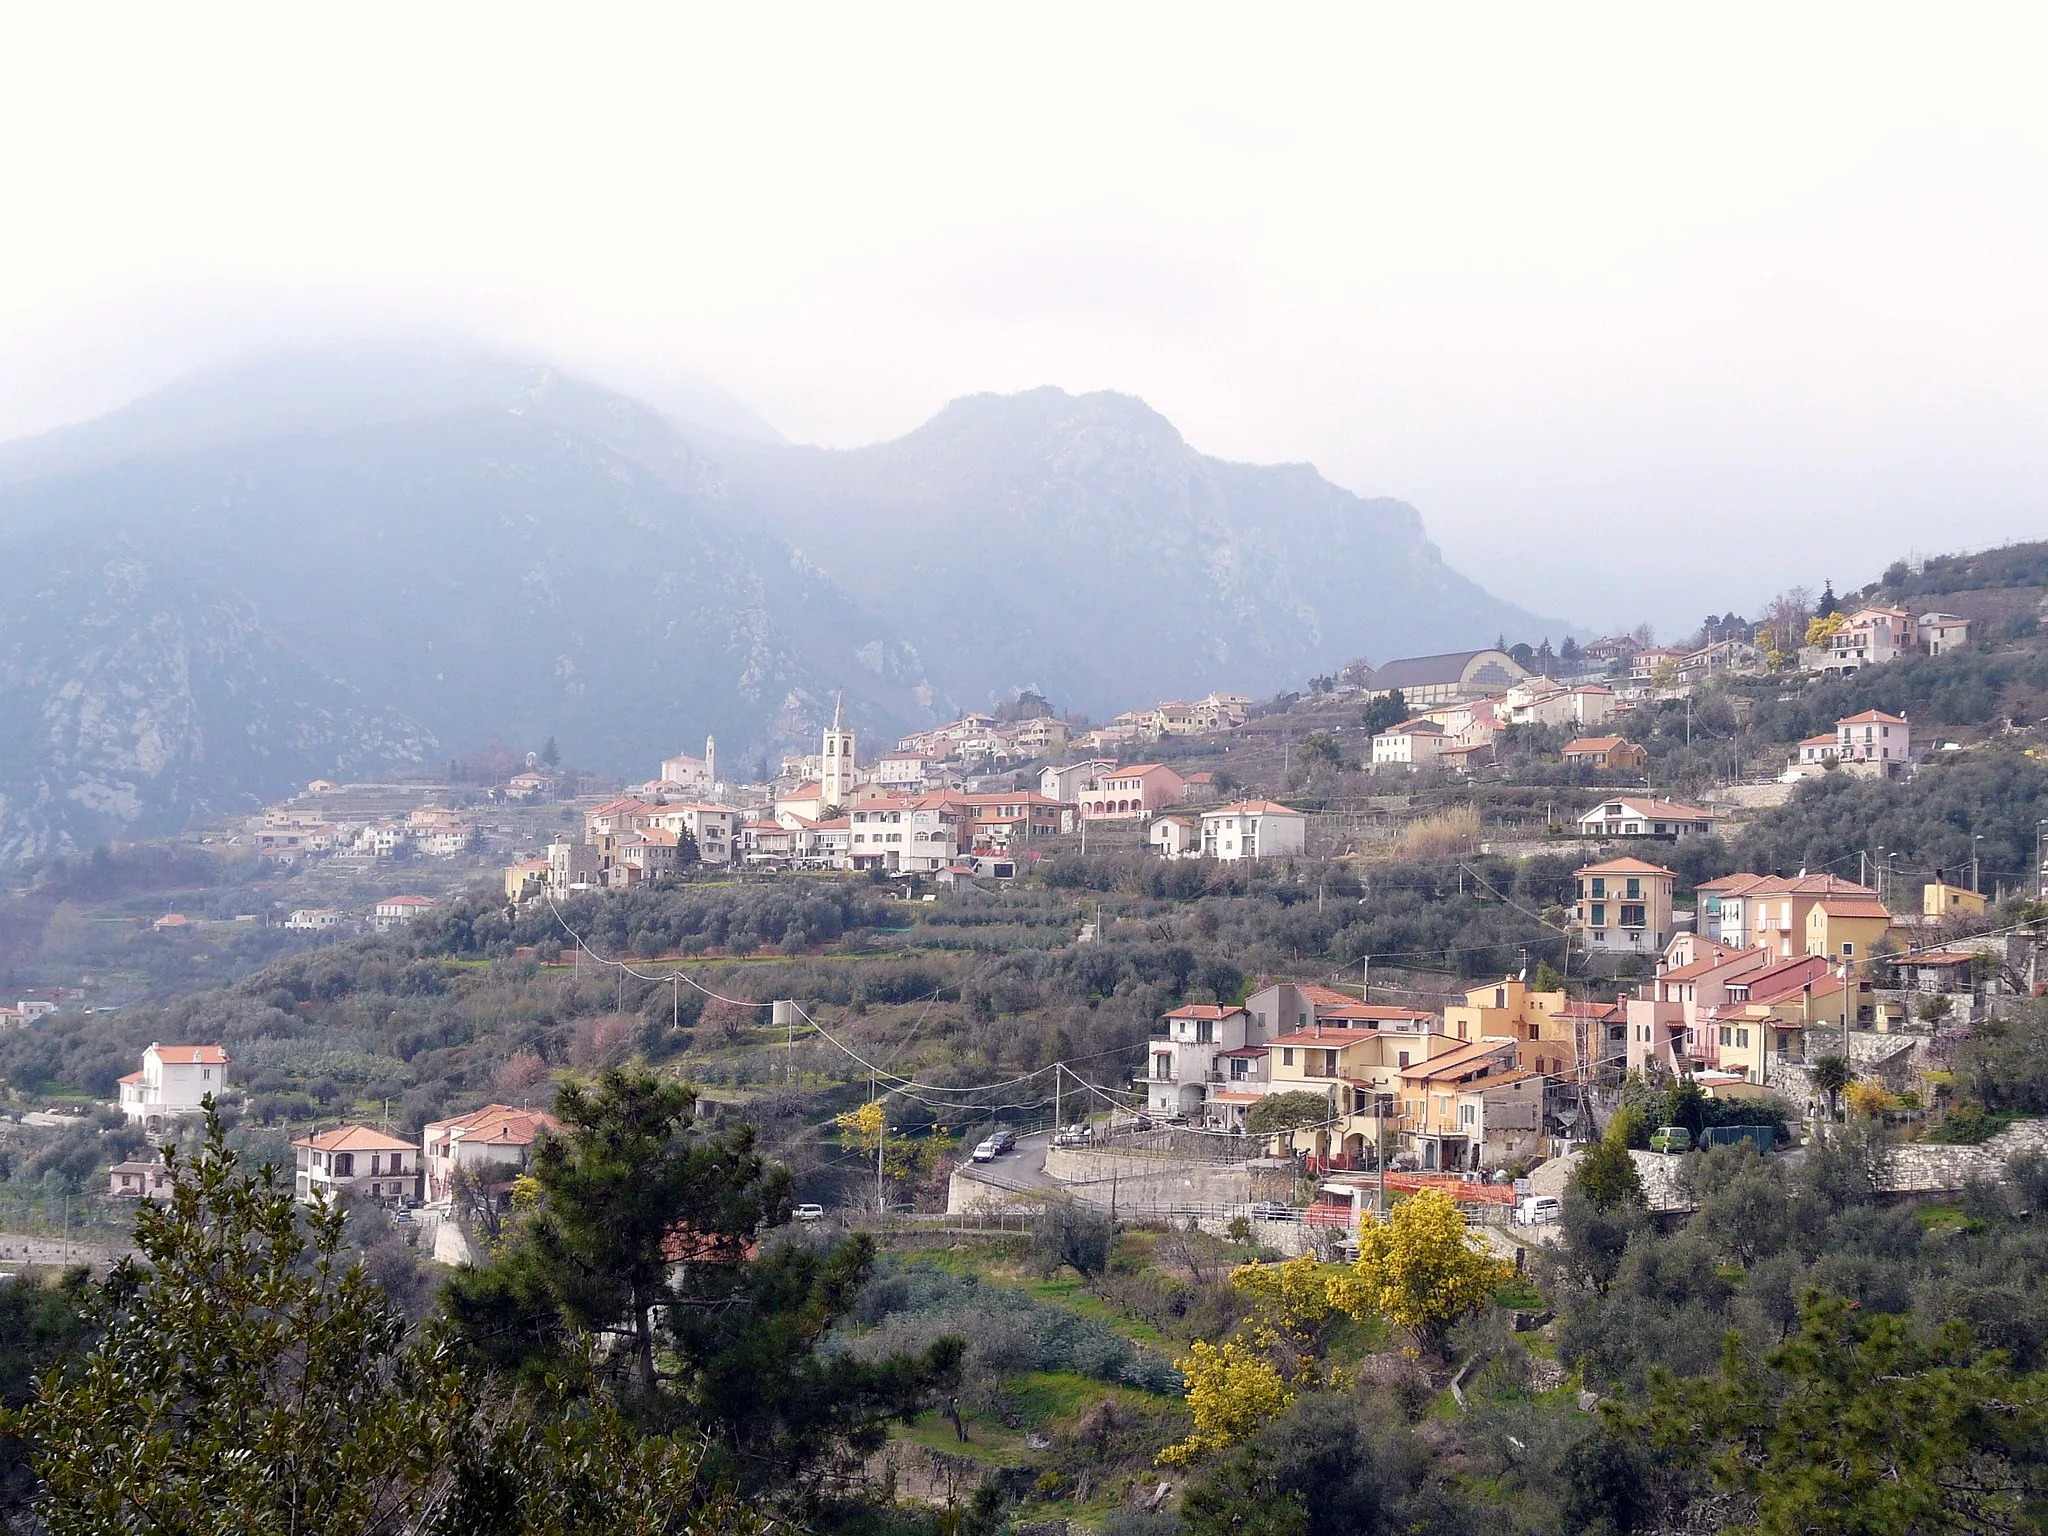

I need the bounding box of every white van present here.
[1516,1195,1561,1226]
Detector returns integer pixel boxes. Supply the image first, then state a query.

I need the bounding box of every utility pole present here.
[1054,1063,1062,1131]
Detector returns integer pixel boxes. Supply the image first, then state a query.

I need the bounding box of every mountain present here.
[0,354,932,857]
[0,352,1558,857]
[687,388,1558,716]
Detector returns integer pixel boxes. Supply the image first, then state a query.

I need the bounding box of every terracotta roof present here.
[292,1124,417,1153]
[1661,943,1765,982]
[1400,1039,1517,1082]
[1552,1000,1622,1020]
[1813,898,1895,920]
[377,895,436,908]
[117,1071,144,1084]
[1292,984,1367,1007]
[1581,796,1717,822]
[426,1104,559,1148]
[1207,1091,1267,1105]
[1563,736,1626,753]
[1837,709,1908,725]
[1798,733,1840,747]
[1909,950,1987,966]
[1109,763,1177,778]
[1205,800,1305,817]
[151,1044,228,1065]
[1217,1046,1270,1058]
[1164,1005,1247,1020]
[1696,872,1776,895]
[1575,857,1676,876]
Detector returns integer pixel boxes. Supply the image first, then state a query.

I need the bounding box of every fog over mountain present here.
[0,350,1558,856]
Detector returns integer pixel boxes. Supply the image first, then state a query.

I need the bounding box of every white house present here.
[1142,1004,1265,1122]
[422,1104,558,1204]
[505,771,555,801]
[371,895,436,931]
[1836,709,1911,766]
[1917,613,1970,656]
[1040,759,1115,802]
[292,1124,421,1207]
[285,908,344,931]
[1577,796,1721,840]
[1199,801,1308,861]
[639,803,737,866]
[875,753,942,792]
[1371,720,1448,767]
[1821,606,1913,675]
[1148,814,1199,857]
[119,1043,229,1132]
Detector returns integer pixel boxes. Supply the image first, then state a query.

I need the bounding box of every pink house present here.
[1835,709,1909,766]
[1079,763,1187,820]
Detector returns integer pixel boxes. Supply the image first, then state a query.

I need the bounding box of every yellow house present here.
[503,858,549,902]
[1264,1016,1452,1166]
[1443,978,1575,1075]
[1804,896,1900,964]
[1923,880,1987,919]
[1701,962,1873,1081]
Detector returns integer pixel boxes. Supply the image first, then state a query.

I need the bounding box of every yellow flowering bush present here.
[1353,1189,1511,1353]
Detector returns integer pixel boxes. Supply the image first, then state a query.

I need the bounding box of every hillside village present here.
[0,548,2045,1534]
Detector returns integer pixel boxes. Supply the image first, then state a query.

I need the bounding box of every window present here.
[1620,904,1646,928]
[1590,877,1607,898]
[1590,903,1607,927]
[1841,942,1854,957]
[1626,878,1642,899]
[1738,1029,1750,1048]
[1282,1048,1294,1066]
[1196,1020,1214,1044]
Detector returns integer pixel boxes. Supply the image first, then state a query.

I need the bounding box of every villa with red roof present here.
[118,1043,229,1132]
[293,1124,421,1207]
[423,1104,560,1204]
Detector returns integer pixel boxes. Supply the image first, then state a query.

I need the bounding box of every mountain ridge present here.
[0,351,1560,855]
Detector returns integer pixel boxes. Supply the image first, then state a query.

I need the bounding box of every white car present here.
[971,1137,1003,1162]
[793,1203,826,1223]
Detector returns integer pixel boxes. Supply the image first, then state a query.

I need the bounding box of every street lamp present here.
[1973,834,1984,896]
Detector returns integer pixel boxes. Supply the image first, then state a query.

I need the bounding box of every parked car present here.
[1053,1124,1093,1147]
[1649,1125,1693,1154]
[1515,1196,1562,1226]
[992,1128,1018,1152]
[793,1203,826,1223]
[1249,1201,1295,1221]
[971,1137,1003,1163]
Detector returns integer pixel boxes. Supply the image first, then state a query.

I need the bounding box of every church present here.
[656,737,717,798]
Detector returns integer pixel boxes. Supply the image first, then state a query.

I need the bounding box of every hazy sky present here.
[4,5,2046,636]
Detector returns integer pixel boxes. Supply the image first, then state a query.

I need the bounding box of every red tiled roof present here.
[1583,796,1717,822]
[1837,709,1908,725]
[292,1123,417,1153]
[1563,736,1626,753]
[151,1044,228,1065]
[1206,800,1304,817]
[1164,1004,1246,1020]
[1575,857,1676,876]
[1813,898,1895,920]
[427,1104,559,1148]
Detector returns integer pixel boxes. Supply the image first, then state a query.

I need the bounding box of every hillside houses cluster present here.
[109,1037,557,1212]
[513,699,1309,896]
[247,800,479,867]
[1143,858,2039,1171]
[1138,979,1580,1172]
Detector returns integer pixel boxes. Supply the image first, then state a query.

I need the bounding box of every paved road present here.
[953,1130,1059,1194]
